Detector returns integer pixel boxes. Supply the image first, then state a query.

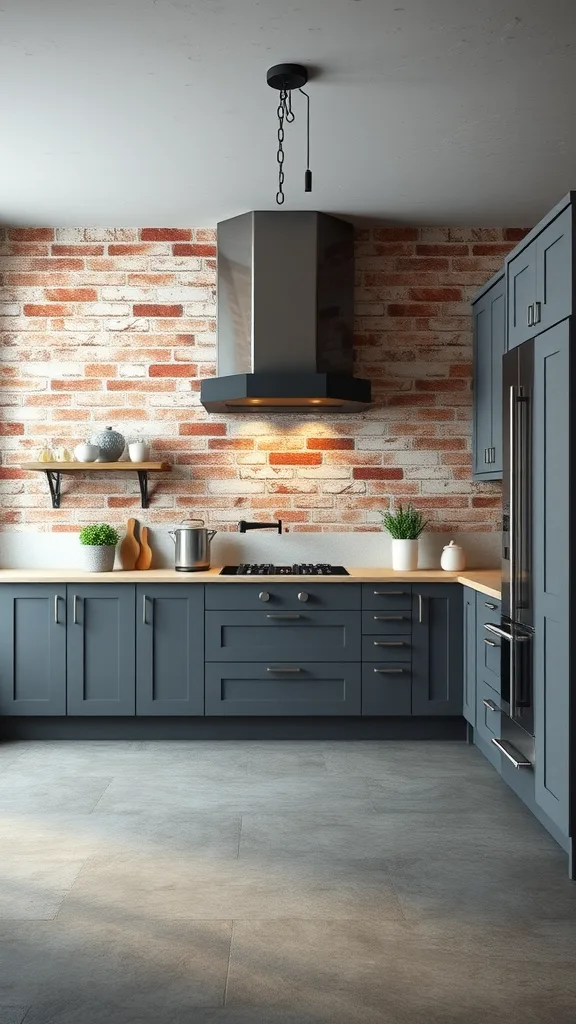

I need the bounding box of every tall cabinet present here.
[472,271,506,480]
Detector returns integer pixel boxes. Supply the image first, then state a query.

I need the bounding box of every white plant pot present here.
[391,539,419,572]
[81,545,116,573]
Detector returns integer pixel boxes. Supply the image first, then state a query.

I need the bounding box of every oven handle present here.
[483,622,530,643]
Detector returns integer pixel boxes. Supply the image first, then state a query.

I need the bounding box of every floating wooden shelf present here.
[20,462,172,509]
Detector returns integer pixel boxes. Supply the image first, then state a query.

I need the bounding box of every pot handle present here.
[168,531,176,543]
[181,517,205,526]
[207,530,217,542]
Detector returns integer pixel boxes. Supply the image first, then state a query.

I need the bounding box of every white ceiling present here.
[2,0,576,226]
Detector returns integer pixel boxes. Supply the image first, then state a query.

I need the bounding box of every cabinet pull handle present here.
[373,590,406,596]
[266,613,301,620]
[373,615,405,621]
[484,448,488,464]
[297,592,309,603]
[483,638,499,648]
[73,594,79,624]
[54,594,59,624]
[418,594,423,623]
[491,738,532,769]
[142,594,151,625]
[374,667,405,674]
[483,699,499,712]
[534,301,541,324]
[527,304,534,327]
[258,591,270,602]
[373,640,404,646]
[485,602,497,610]
[267,666,302,673]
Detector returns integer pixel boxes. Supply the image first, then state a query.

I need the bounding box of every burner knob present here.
[297,592,309,602]
[259,591,270,602]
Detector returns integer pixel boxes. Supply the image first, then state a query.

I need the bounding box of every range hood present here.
[200,211,371,413]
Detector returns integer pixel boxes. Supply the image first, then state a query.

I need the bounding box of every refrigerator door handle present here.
[509,385,517,624]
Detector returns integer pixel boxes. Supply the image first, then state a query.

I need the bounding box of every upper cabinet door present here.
[507,240,537,349]
[534,206,572,335]
[136,584,204,716]
[473,275,506,480]
[66,585,135,715]
[0,585,66,716]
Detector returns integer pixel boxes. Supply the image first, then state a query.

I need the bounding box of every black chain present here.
[276,89,287,205]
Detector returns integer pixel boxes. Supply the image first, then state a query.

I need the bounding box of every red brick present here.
[172,243,217,257]
[51,380,103,391]
[415,244,468,256]
[149,363,197,377]
[141,228,192,241]
[45,288,98,302]
[23,304,68,317]
[388,303,439,317]
[373,228,419,241]
[0,422,24,435]
[108,244,163,255]
[107,497,141,508]
[0,468,26,479]
[52,245,104,255]
[395,257,450,272]
[408,288,463,302]
[16,259,83,270]
[472,243,518,256]
[269,453,323,466]
[413,437,467,450]
[306,438,355,450]
[353,468,404,480]
[415,379,467,391]
[472,496,501,507]
[133,304,182,317]
[179,423,227,435]
[503,228,530,241]
[209,438,254,449]
[85,364,117,377]
[8,228,54,240]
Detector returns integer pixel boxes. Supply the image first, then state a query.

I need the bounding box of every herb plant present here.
[79,523,120,547]
[380,503,428,540]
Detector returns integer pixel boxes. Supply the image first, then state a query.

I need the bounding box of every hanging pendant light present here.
[266,63,312,205]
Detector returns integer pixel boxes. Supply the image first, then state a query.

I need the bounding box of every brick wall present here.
[0,225,527,533]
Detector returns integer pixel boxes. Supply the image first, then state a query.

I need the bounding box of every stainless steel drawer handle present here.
[267,666,302,673]
[54,594,59,624]
[484,602,497,610]
[534,300,541,324]
[142,594,152,625]
[483,699,500,712]
[527,304,534,327]
[484,622,530,642]
[266,613,301,620]
[483,638,499,648]
[373,615,405,621]
[491,738,532,769]
[373,590,406,596]
[73,594,79,624]
[374,667,405,674]
[372,641,404,647]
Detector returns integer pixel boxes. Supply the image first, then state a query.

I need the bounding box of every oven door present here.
[484,618,534,765]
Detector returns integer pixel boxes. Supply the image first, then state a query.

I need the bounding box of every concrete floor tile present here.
[0,775,112,814]
[0,1009,29,1024]
[0,857,86,921]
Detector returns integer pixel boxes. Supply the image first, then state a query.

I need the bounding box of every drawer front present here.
[205,583,361,611]
[362,635,411,662]
[479,595,501,626]
[205,610,361,662]
[362,610,412,635]
[205,662,361,716]
[476,678,501,747]
[362,663,412,716]
[362,584,412,611]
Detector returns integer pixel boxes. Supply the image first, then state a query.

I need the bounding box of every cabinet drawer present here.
[206,583,360,611]
[362,610,412,634]
[362,635,411,661]
[362,663,412,716]
[476,678,501,747]
[362,584,412,611]
[479,596,501,625]
[205,610,361,662]
[205,662,361,716]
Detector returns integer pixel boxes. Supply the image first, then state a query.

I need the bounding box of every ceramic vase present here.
[91,426,126,462]
[74,443,100,463]
[391,538,419,572]
[440,540,466,571]
[128,441,150,462]
[81,545,116,573]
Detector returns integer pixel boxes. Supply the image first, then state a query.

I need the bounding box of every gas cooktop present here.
[220,564,349,576]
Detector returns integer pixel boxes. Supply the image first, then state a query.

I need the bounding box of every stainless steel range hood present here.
[200,211,371,413]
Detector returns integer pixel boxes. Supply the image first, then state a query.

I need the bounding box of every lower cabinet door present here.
[66,585,135,715]
[0,585,66,715]
[412,584,463,716]
[475,678,501,760]
[136,585,204,715]
[205,663,361,716]
[362,664,412,716]
[462,588,477,725]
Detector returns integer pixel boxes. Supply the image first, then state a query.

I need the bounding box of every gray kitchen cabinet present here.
[205,583,361,611]
[361,584,412,611]
[362,664,412,716]
[205,662,361,716]
[66,585,135,715]
[205,610,361,663]
[472,273,506,479]
[462,587,477,726]
[507,201,572,349]
[477,595,501,694]
[476,678,502,752]
[0,585,66,715]
[507,240,537,349]
[136,585,204,715]
[411,584,463,716]
[533,320,570,835]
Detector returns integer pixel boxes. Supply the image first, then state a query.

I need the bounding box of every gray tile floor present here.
[0,739,575,1023]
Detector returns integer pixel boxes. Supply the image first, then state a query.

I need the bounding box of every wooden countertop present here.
[0,567,502,598]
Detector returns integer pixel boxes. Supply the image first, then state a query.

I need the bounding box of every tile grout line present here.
[87,775,115,814]
[236,814,243,859]
[223,919,235,1006]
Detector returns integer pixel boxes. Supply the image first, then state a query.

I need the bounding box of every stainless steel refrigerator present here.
[485,340,535,768]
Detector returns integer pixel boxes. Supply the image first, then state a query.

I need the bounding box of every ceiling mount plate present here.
[266,63,308,91]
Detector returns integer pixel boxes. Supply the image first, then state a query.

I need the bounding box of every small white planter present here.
[391,539,419,572]
[81,545,116,573]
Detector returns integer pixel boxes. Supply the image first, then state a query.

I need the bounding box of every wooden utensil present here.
[119,518,140,570]
[135,526,153,570]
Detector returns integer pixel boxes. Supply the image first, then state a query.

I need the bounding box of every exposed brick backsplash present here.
[0,225,528,533]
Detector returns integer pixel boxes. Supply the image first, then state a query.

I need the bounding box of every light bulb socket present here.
[304,169,312,193]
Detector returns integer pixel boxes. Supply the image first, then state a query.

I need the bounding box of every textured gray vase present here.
[81,545,116,572]
[91,426,125,462]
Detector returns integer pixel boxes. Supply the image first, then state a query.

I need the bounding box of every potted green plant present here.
[79,523,120,573]
[380,503,428,571]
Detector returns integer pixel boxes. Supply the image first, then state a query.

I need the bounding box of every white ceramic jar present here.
[440,540,466,571]
[391,538,419,572]
[74,443,100,463]
[128,441,151,462]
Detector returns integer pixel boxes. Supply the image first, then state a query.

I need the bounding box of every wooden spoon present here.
[135,526,153,570]
[119,518,140,570]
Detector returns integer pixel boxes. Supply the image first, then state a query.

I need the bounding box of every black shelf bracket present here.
[137,471,150,509]
[44,471,62,509]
